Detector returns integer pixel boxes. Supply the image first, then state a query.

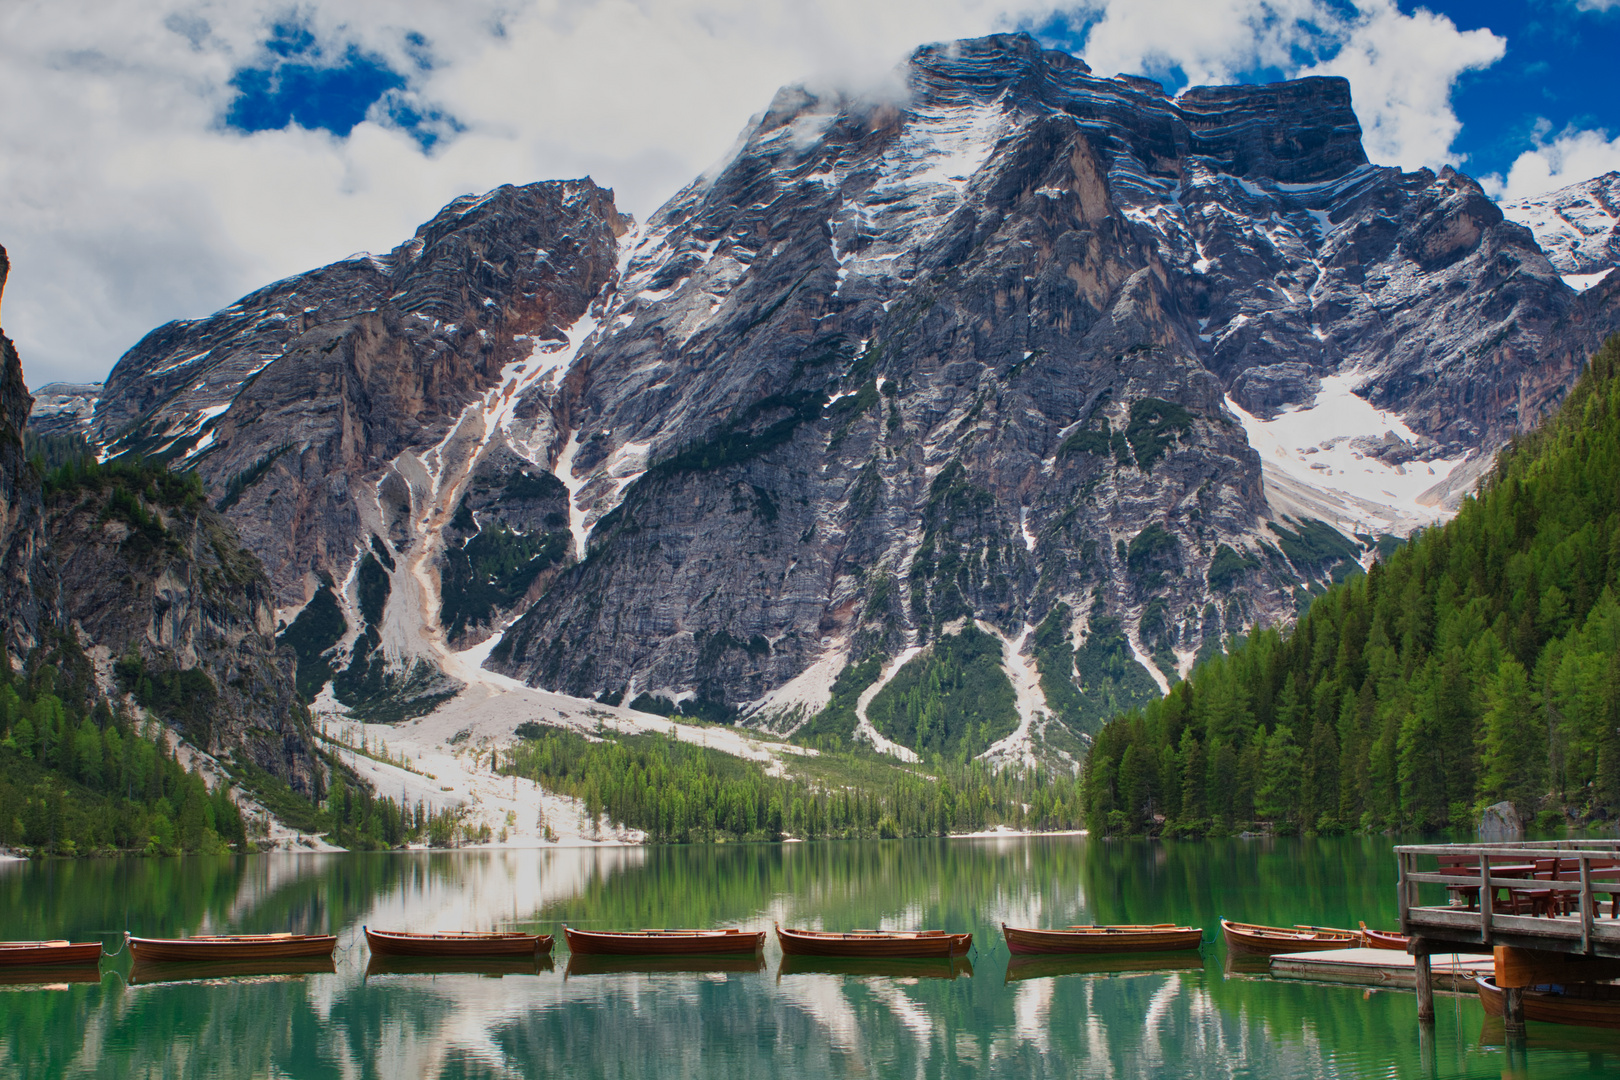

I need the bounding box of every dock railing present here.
[1395,840,1620,957]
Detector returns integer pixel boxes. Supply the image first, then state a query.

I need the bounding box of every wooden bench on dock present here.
[1396,840,1620,1033]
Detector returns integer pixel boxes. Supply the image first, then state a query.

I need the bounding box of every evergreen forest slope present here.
[1083,336,1620,836]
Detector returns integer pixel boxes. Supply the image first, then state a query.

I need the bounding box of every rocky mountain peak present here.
[54,34,1620,767]
[1502,169,1620,287]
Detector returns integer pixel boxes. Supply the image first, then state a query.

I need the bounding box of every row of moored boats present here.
[0,917,1406,969]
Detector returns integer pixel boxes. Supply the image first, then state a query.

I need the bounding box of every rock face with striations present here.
[1,245,56,665]
[86,180,626,718]
[3,245,319,791]
[73,34,1613,754]
[485,34,1576,716]
[1503,171,1620,281]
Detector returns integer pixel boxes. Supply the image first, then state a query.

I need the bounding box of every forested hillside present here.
[1084,337,1620,837]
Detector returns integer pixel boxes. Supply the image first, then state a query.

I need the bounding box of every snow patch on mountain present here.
[1228,375,1465,536]
[1502,171,1620,277]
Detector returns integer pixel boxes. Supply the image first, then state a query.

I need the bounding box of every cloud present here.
[1484,125,1620,201]
[0,0,1050,386]
[0,0,1504,388]
[1295,0,1504,170]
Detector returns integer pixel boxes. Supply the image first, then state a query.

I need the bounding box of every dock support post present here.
[1502,986,1526,1035]
[1414,952,1435,1022]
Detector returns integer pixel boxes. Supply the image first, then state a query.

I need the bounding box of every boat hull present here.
[364,927,553,958]
[126,934,338,962]
[775,925,972,959]
[1477,976,1620,1030]
[562,927,765,956]
[0,941,102,967]
[1220,920,1358,956]
[1002,923,1202,955]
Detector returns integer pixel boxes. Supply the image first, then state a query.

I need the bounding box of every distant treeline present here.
[501,723,1084,842]
[1083,336,1620,837]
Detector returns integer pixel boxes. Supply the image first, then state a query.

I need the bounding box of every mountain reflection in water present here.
[1,837,1617,1078]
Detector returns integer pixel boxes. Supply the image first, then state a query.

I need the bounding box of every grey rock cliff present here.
[1,246,57,666]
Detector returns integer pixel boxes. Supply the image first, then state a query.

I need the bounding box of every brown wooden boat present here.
[1477,976,1620,1030]
[364,927,553,958]
[0,940,103,967]
[1002,923,1202,955]
[125,932,338,962]
[1358,922,1409,951]
[1220,920,1359,956]
[775,924,972,959]
[562,926,765,956]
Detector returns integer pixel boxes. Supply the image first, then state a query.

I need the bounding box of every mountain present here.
[1503,171,1620,289]
[1082,332,1620,835]
[50,33,1619,767]
[1,244,320,800]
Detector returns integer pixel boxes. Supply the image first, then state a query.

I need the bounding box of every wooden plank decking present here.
[1395,841,1620,1030]
[1395,841,1620,959]
[1269,947,1492,992]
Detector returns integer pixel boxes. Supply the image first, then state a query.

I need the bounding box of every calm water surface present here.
[1,836,1615,1078]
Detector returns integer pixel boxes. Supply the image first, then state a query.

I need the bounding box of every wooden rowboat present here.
[1220,920,1359,956]
[562,926,765,956]
[1477,976,1620,1030]
[364,927,553,958]
[775,924,972,959]
[126,932,338,963]
[1358,923,1409,951]
[1002,923,1202,955]
[0,941,103,967]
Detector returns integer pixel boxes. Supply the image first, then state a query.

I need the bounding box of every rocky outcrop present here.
[26,382,101,440]
[43,469,320,791]
[1,245,56,666]
[3,244,318,791]
[84,182,626,721]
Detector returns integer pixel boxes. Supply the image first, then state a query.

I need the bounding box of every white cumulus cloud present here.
[1484,126,1620,201]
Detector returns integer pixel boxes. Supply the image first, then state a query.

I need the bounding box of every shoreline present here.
[0,828,1091,861]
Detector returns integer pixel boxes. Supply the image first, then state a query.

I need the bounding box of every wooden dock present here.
[1395,840,1620,1032]
[1268,947,1491,991]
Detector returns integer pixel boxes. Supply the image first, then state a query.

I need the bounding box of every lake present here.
[1,836,1615,1078]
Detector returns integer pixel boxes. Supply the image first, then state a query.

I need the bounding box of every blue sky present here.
[5,1,1620,387]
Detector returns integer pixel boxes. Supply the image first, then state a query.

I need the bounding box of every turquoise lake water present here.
[2,835,1617,1077]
